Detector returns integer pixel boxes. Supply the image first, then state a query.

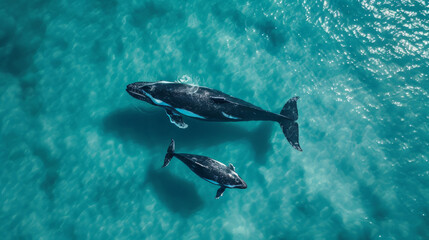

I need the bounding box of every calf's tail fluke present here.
[279,97,302,151]
[163,139,175,167]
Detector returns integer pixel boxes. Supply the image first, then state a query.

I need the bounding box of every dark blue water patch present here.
[212,2,289,55]
[0,0,52,16]
[1,41,38,76]
[130,1,185,30]
[0,15,46,76]
[254,20,289,54]
[210,2,247,35]
[18,78,45,116]
[130,2,168,29]
[0,12,16,46]
[213,1,294,57]
[33,144,60,201]
[356,182,389,222]
[336,155,357,177]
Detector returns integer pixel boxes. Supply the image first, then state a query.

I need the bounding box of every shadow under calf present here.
[142,165,204,217]
[102,107,273,163]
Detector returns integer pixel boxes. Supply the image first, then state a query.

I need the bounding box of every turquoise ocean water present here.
[1,0,428,239]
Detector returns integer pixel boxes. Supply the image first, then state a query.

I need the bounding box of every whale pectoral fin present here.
[215,186,226,199]
[210,96,230,104]
[228,163,235,171]
[165,109,188,129]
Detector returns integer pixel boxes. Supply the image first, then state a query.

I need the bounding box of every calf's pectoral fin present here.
[165,109,188,129]
[215,186,226,199]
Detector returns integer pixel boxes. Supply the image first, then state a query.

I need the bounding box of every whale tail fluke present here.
[163,139,175,167]
[279,97,302,151]
[281,97,299,121]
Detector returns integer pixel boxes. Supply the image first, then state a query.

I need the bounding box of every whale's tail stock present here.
[279,97,302,151]
[163,139,176,167]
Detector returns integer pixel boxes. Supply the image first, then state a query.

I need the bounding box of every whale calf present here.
[126,81,302,151]
[163,139,247,199]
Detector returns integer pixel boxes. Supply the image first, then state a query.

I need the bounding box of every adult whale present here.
[126,81,302,151]
[163,139,247,199]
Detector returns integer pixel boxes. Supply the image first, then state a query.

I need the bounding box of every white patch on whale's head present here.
[126,81,172,107]
[126,82,156,104]
[126,82,154,103]
[225,171,247,189]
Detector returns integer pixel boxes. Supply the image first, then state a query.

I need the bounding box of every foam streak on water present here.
[0,0,428,239]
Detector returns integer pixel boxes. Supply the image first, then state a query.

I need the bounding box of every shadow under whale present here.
[102,107,273,163]
[142,164,204,217]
